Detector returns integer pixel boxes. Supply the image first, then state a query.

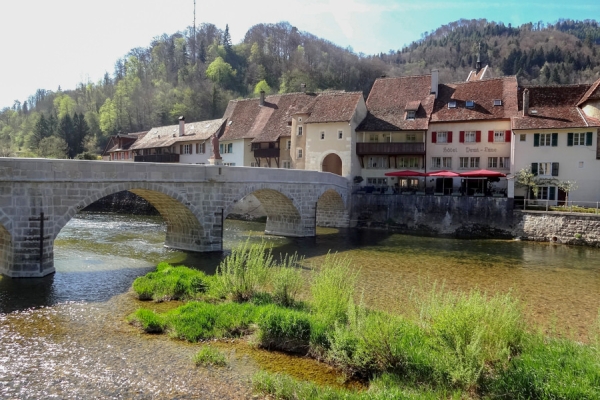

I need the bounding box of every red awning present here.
[426,170,460,177]
[459,169,507,178]
[384,170,426,177]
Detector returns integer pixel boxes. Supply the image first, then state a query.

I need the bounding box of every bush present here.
[271,253,304,307]
[215,240,273,302]
[127,308,166,333]
[193,345,227,367]
[132,262,209,301]
[257,304,313,353]
[310,253,358,325]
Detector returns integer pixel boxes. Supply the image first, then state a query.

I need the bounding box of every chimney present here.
[178,116,185,136]
[523,89,529,116]
[430,69,439,99]
[260,90,265,106]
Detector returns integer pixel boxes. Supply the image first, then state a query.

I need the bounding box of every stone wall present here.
[513,210,600,247]
[350,194,516,238]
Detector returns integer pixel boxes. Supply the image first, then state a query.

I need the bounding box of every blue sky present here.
[1,0,598,109]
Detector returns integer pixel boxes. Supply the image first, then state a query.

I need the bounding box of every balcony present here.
[356,142,425,156]
[134,154,180,163]
[253,148,280,158]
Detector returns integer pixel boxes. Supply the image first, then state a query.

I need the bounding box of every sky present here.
[1,0,598,109]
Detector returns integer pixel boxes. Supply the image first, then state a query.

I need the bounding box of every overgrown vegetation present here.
[132,261,210,301]
[128,242,600,399]
[193,345,227,367]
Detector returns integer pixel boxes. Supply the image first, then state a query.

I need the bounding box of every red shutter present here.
[459,131,465,143]
[505,130,511,142]
[476,131,481,142]
[432,131,437,144]
[448,131,453,143]
[488,130,494,142]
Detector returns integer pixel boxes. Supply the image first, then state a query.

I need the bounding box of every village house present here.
[102,131,147,161]
[510,79,600,204]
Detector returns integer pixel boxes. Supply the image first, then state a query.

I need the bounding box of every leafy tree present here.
[58,114,75,158]
[253,80,271,96]
[206,57,236,86]
[38,136,68,159]
[514,167,537,204]
[557,180,578,204]
[99,98,118,136]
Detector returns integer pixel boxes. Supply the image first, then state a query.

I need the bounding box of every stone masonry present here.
[0,158,350,277]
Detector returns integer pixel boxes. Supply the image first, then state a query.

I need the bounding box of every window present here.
[298,117,302,122]
[406,110,416,119]
[397,156,420,168]
[534,133,555,147]
[448,101,457,108]
[286,140,291,150]
[470,157,480,168]
[367,156,388,169]
[494,131,505,143]
[567,132,593,146]
[442,157,452,168]
[494,99,503,106]
[406,133,416,142]
[283,160,291,169]
[488,157,498,168]
[120,152,124,160]
[519,134,526,142]
[369,133,378,142]
[459,157,469,169]
[574,132,584,146]
[196,143,205,154]
[181,144,192,154]
[367,177,388,185]
[579,161,584,168]
[466,100,475,108]
[250,162,257,167]
[320,131,325,140]
[532,162,559,177]
[338,130,343,139]
[540,133,552,146]
[297,149,303,158]
[219,143,233,154]
[465,131,476,143]
[436,131,448,143]
[431,157,441,168]
[536,186,556,201]
[297,126,303,136]
[223,162,235,166]
[499,157,510,168]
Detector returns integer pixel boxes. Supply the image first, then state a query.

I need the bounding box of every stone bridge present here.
[0,158,350,277]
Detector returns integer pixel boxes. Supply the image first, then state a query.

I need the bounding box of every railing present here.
[356,142,425,155]
[253,148,280,158]
[520,199,600,214]
[134,154,180,163]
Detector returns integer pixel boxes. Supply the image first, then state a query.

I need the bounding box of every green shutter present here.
[531,162,538,175]
[567,133,573,146]
[586,132,593,146]
[551,133,558,147]
[549,186,556,201]
[533,133,540,147]
[552,162,559,177]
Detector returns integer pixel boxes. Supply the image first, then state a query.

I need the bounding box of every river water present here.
[1,212,599,399]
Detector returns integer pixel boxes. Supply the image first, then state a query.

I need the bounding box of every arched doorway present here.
[322,153,342,176]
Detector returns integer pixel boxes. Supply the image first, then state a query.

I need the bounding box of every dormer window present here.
[406,110,416,120]
[448,101,457,108]
[466,100,475,108]
[493,99,502,106]
[298,117,302,122]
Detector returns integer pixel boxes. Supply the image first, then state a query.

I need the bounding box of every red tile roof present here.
[431,76,518,122]
[512,84,600,130]
[300,91,363,124]
[129,119,224,150]
[357,75,435,131]
[577,77,600,107]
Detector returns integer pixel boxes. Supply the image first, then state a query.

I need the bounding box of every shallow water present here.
[1,212,599,398]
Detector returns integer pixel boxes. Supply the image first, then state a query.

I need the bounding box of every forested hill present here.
[1,19,599,159]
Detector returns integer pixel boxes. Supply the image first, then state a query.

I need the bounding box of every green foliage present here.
[193,345,227,367]
[38,136,68,159]
[127,308,166,333]
[205,56,236,86]
[256,304,313,353]
[253,79,272,96]
[132,262,209,301]
[215,240,272,302]
[310,253,358,325]
[271,253,304,307]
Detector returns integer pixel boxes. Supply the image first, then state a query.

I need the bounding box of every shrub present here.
[310,253,358,325]
[257,304,313,353]
[193,345,227,367]
[271,253,304,307]
[127,308,166,333]
[215,240,273,302]
[132,262,209,301]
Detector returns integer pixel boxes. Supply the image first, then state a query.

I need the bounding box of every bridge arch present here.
[316,188,349,228]
[56,183,208,253]
[0,223,13,276]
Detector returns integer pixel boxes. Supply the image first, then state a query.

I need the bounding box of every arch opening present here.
[322,153,342,176]
[0,224,12,276]
[316,189,349,228]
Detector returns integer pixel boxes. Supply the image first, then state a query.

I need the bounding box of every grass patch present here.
[132,262,209,301]
[127,308,166,333]
[193,345,227,367]
[256,304,313,353]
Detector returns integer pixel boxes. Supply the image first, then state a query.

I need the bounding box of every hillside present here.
[1,19,599,159]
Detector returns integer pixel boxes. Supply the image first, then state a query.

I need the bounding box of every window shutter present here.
[531,162,538,175]
[459,131,465,143]
[476,131,481,142]
[432,132,437,144]
[488,130,494,142]
[551,162,559,176]
[551,133,558,147]
[448,131,453,143]
[505,130,511,142]
[567,133,573,146]
[586,132,593,146]
[549,186,556,201]
[533,133,540,147]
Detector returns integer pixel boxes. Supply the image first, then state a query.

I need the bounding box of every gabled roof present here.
[102,131,147,155]
[577,77,600,107]
[299,91,363,124]
[466,65,492,82]
[431,76,518,122]
[512,84,600,130]
[129,119,224,150]
[357,75,435,131]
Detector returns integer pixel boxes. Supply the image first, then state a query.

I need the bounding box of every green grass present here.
[127,308,166,333]
[132,262,209,301]
[256,304,313,353]
[193,345,227,367]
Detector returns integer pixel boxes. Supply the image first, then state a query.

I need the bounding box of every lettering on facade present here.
[466,147,498,153]
[443,147,457,153]
[484,147,497,152]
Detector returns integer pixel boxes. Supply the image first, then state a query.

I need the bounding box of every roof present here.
[129,119,224,150]
[357,75,435,131]
[430,76,518,122]
[577,77,600,107]
[512,84,600,130]
[103,131,147,155]
[466,65,491,82]
[299,91,363,124]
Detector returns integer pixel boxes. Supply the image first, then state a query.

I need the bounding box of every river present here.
[1,212,599,398]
